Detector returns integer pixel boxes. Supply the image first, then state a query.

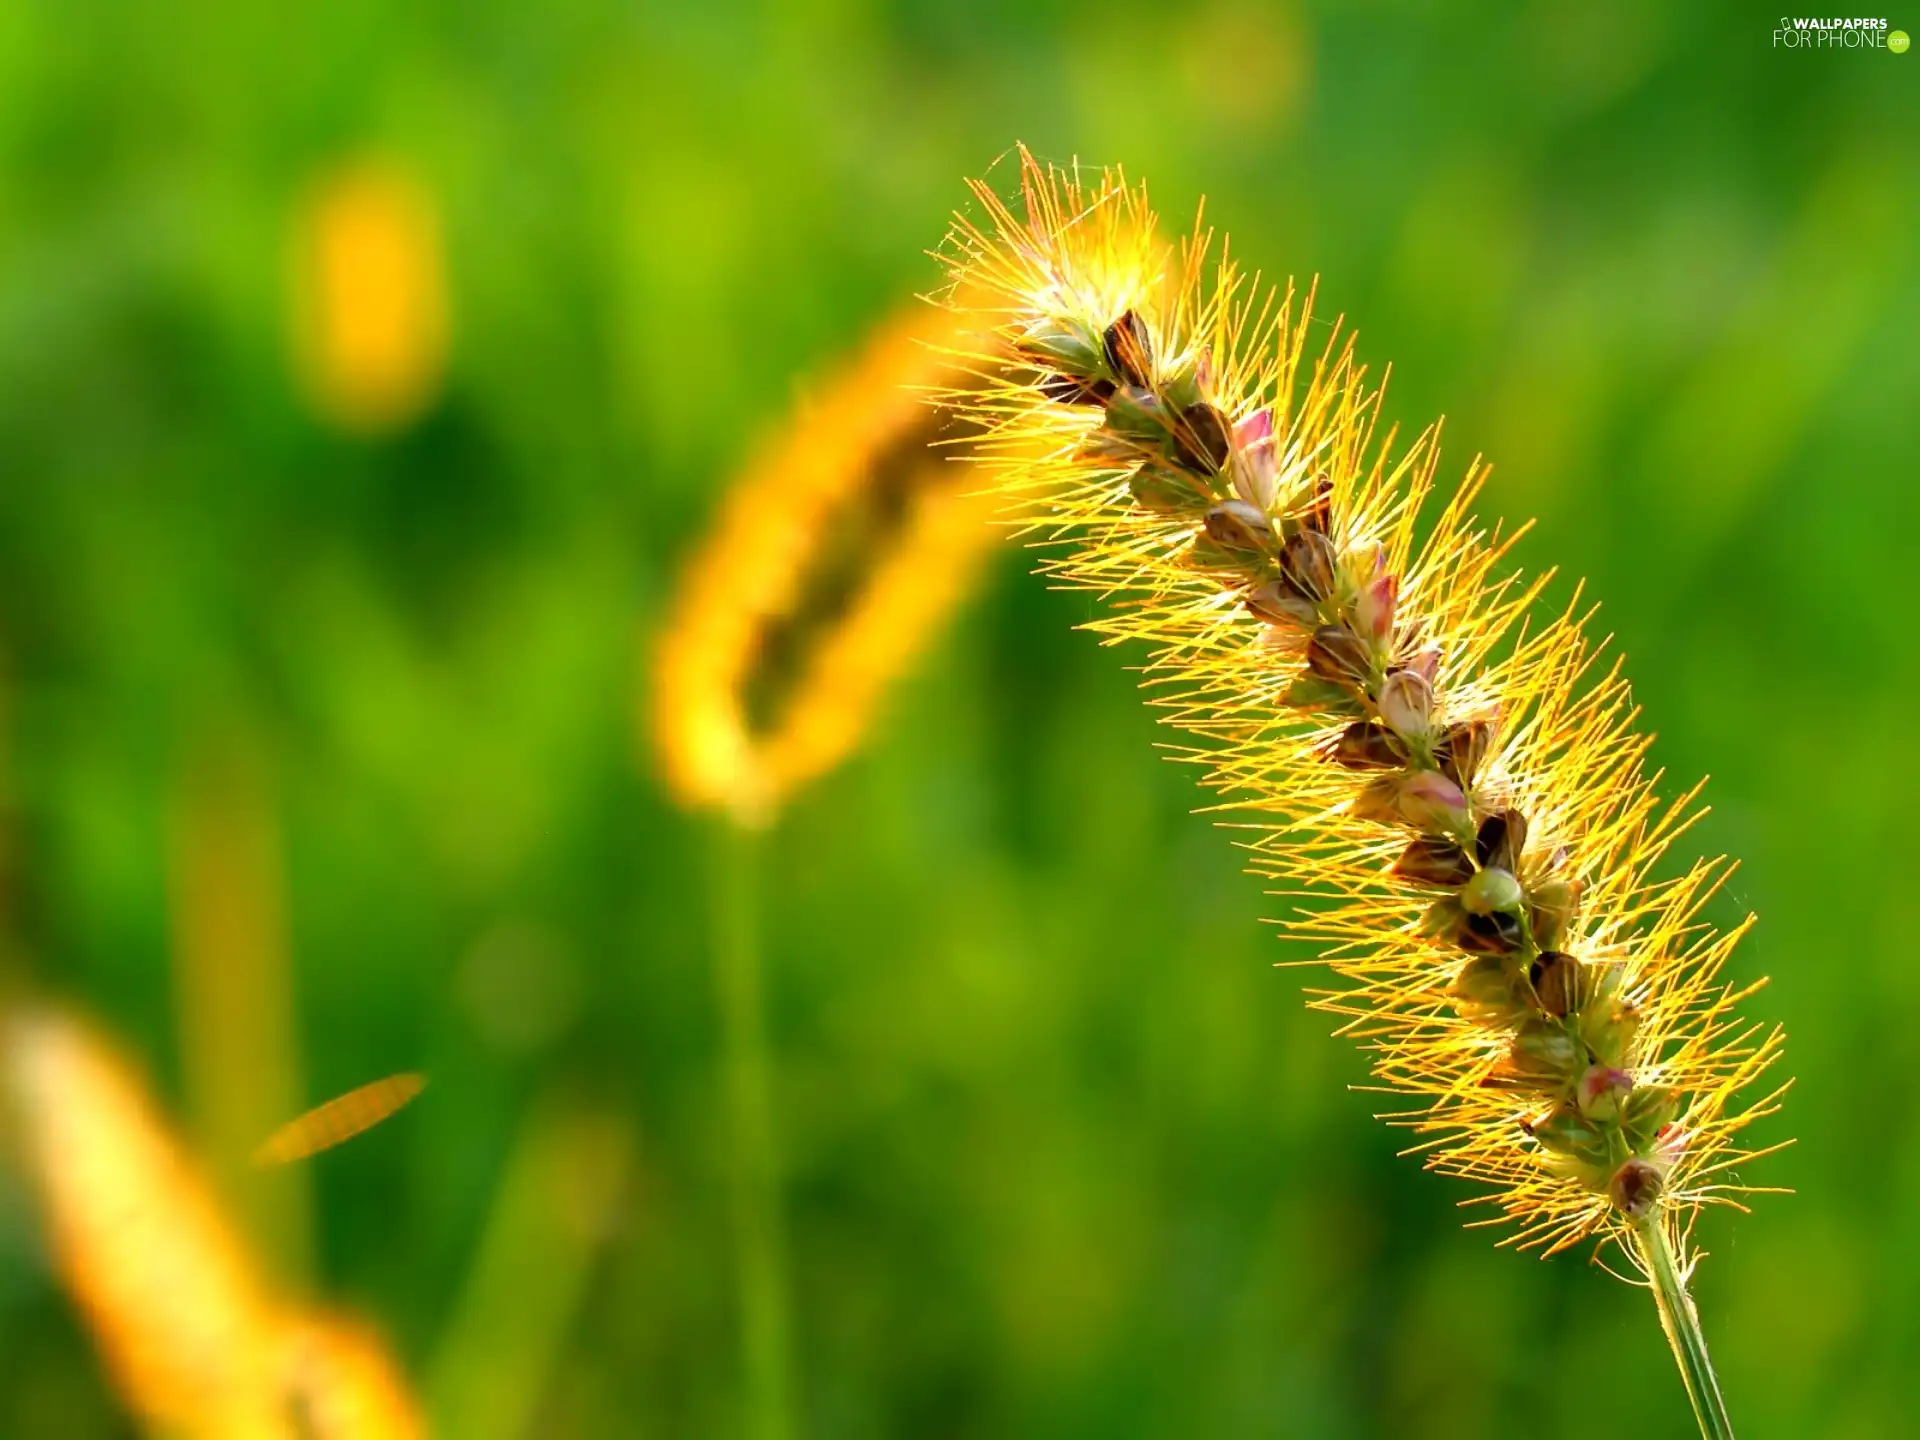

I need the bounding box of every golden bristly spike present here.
[932,147,1784,1267]
[254,1073,427,1167]
[2,1006,286,1432]
[649,296,1005,825]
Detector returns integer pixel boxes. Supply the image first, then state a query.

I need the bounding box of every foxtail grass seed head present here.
[290,158,449,435]
[2,1006,287,1432]
[935,149,1786,1270]
[651,298,1003,825]
[1,1006,425,1437]
[279,1315,427,1440]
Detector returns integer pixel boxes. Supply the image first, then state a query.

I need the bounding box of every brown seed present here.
[1502,809,1529,864]
[1173,402,1232,474]
[1473,808,1527,870]
[1608,1157,1663,1218]
[1245,580,1320,628]
[1528,950,1583,1018]
[1348,773,1404,822]
[1102,309,1154,387]
[1281,530,1338,600]
[1392,836,1476,889]
[1330,721,1405,770]
[1039,372,1115,406]
[1204,500,1270,552]
[1435,718,1494,786]
[1473,813,1507,867]
[1459,908,1523,954]
[1306,625,1371,686]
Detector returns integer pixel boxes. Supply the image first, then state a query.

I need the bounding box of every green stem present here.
[712,818,797,1440]
[1634,1216,1735,1440]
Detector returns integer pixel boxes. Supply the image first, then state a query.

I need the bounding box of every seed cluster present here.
[937,151,1784,1263]
[1018,304,1677,1219]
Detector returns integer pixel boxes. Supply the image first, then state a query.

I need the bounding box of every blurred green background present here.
[0,0,1914,1435]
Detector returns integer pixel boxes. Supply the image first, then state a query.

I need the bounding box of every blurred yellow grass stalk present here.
[934,150,1785,1440]
[425,1098,633,1440]
[651,299,1000,825]
[290,158,449,435]
[1,1006,425,1439]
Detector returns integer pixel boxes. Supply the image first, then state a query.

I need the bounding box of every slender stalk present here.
[711,818,797,1440]
[1634,1217,1735,1440]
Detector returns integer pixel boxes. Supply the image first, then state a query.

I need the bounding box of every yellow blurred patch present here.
[291,159,449,435]
[254,1073,427,1167]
